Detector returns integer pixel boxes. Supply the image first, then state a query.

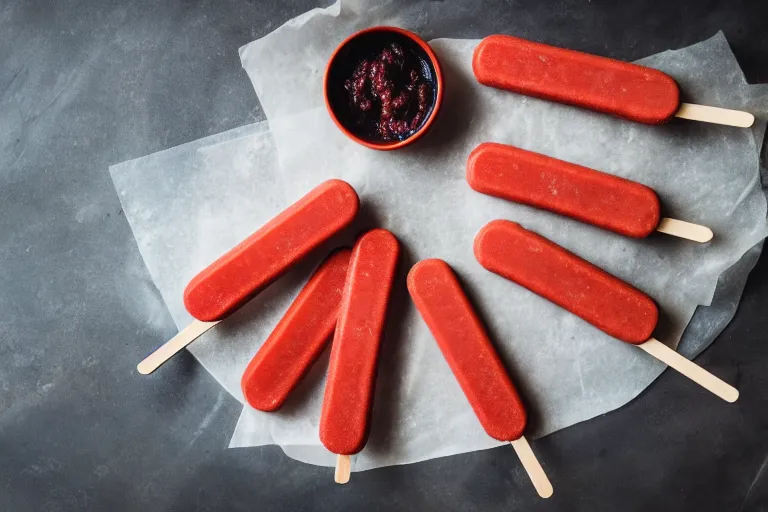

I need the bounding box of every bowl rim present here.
[323,25,444,151]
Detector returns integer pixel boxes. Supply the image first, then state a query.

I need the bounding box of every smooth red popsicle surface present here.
[407,259,527,441]
[474,220,657,344]
[319,229,400,455]
[467,142,661,238]
[183,179,359,322]
[472,35,680,124]
[241,249,351,412]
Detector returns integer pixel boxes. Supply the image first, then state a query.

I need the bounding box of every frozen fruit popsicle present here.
[136,179,359,375]
[467,142,713,242]
[473,35,754,128]
[241,249,351,412]
[474,220,739,402]
[184,179,359,322]
[408,259,552,498]
[319,229,400,484]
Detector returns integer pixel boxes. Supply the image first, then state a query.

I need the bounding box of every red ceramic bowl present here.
[324,26,444,151]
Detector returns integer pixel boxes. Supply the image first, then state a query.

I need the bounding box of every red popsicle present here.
[467,142,661,238]
[407,259,526,440]
[473,34,679,124]
[241,249,351,412]
[137,179,359,375]
[184,179,359,322]
[407,259,552,498]
[474,220,657,344]
[474,220,739,402]
[472,35,754,127]
[320,229,400,483]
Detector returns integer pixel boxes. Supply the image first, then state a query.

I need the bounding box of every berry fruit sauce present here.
[344,43,433,141]
[326,29,439,145]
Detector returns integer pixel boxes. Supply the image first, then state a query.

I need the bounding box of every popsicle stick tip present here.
[675,103,754,128]
[136,320,219,376]
[639,338,739,403]
[699,227,714,243]
[657,218,713,243]
[334,455,351,484]
[532,477,554,499]
[136,362,152,375]
[510,437,553,499]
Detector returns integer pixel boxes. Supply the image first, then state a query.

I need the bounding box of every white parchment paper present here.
[111,4,768,471]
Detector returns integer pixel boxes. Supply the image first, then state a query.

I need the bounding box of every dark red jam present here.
[343,43,434,141]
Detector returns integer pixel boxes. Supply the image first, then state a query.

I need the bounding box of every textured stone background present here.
[1,1,766,510]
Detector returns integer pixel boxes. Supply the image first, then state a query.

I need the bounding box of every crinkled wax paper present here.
[111,2,768,471]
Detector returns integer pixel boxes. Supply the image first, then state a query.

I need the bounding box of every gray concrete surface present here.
[1,1,767,510]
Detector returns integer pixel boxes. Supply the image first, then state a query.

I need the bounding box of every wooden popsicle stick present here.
[510,436,553,499]
[136,320,220,375]
[638,338,739,403]
[334,454,351,484]
[656,218,713,243]
[675,103,754,128]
